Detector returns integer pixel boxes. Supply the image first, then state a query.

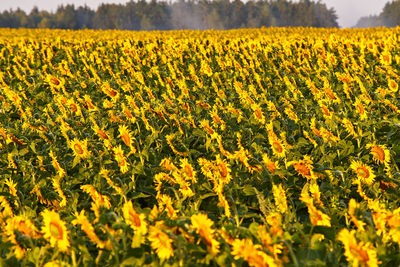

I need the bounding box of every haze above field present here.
[320,0,387,28]
[0,0,390,28]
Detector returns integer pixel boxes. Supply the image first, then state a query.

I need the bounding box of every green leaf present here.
[243,185,256,196]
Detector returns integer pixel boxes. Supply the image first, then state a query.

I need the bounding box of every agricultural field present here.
[0,27,400,266]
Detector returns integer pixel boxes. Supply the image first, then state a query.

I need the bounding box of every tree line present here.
[0,0,338,30]
[355,0,400,28]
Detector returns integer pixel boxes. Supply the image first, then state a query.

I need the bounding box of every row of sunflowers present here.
[1,27,400,266]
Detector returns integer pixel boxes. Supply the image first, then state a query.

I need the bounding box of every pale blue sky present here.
[0,0,390,28]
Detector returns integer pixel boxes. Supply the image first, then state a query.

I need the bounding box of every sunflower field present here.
[1,27,400,266]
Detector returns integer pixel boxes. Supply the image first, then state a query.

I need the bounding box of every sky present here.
[0,0,390,28]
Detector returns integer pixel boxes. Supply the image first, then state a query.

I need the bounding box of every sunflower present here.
[122,201,147,247]
[72,210,110,249]
[300,184,331,227]
[46,75,64,90]
[160,158,177,171]
[231,238,253,260]
[43,261,62,267]
[94,125,112,149]
[308,204,331,227]
[217,192,231,217]
[342,118,357,138]
[80,184,111,209]
[231,238,277,267]
[354,98,367,120]
[319,103,332,119]
[324,87,339,103]
[121,104,135,122]
[267,100,281,118]
[215,155,232,183]
[52,178,67,207]
[388,79,398,93]
[5,215,40,259]
[4,219,26,259]
[216,135,235,159]
[95,126,109,140]
[350,160,375,185]
[67,99,82,116]
[257,226,283,258]
[310,117,323,138]
[321,127,340,143]
[49,150,66,178]
[272,184,288,213]
[210,107,226,130]
[348,199,366,231]
[103,99,114,109]
[101,82,119,101]
[288,155,316,180]
[269,138,286,158]
[122,201,147,234]
[179,158,197,183]
[251,103,265,124]
[196,100,211,110]
[303,130,318,148]
[309,182,325,207]
[165,133,189,156]
[5,177,17,197]
[199,119,215,136]
[148,224,174,261]
[380,51,392,66]
[69,138,90,161]
[366,143,390,166]
[285,107,299,123]
[113,145,130,173]
[13,215,40,236]
[226,103,243,122]
[262,154,279,174]
[191,213,220,255]
[157,194,177,219]
[100,168,124,195]
[0,195,13,217]
[366,41,378,54]
[118,124,133,149]
[198,158,215,178]
[42,209,70,252]
[337,229,378,267]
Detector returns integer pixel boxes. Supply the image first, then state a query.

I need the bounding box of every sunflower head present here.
[272,184,288,213]
[160,158,176,171]
[180,158,196,181]
[118,124,132,148]
[337,228,378,267]
[350,160,375,185]
[70,138,90,160]
[148,224,174,260]
[122,201,147,234]
[42,209,70,252]
[47,75,63,89]
[214,155,231,182]
[270,139,286,158]
[262,154,279,174]
[367,144,390,166]
[354,98,367,120]
[294,162,311,177]
[191,213,220,255]
[289,156,315,179]
[388,79,398,93]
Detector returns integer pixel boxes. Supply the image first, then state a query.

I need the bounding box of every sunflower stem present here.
[283,240,300,267]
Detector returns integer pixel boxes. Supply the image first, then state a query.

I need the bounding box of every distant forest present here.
[355,0,400,28]
[0,0,339,30]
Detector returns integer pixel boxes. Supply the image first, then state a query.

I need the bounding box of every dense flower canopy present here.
[0,27,400,266]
